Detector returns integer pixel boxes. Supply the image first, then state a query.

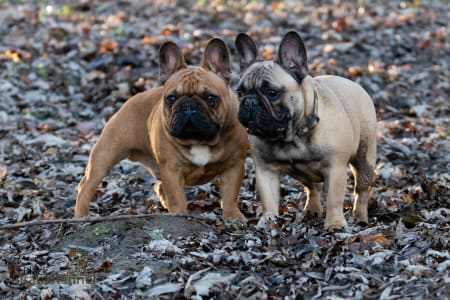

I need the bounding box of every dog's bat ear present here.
[277,31,308,82]
[235,33,257,73]
[159,41,187,84]
[202,38,232,83]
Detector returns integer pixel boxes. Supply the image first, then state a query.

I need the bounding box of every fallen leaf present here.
[98,40,118,53]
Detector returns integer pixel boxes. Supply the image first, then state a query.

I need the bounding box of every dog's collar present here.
[297,88,320,136]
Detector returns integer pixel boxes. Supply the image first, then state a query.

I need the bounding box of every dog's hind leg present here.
[350,138,376,224]
[75,137,127,217]
[303,182,323,217]
[324,161,348,229]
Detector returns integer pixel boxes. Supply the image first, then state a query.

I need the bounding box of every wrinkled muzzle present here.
[169,98,220,141]
[238,95,289,140]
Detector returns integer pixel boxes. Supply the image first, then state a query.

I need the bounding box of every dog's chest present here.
[259,139,326,182]
[187,145,211,166]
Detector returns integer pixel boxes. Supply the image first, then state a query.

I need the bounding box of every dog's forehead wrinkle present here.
[241,62,298,93]
[172,68,223,96]
[241,62,276,90]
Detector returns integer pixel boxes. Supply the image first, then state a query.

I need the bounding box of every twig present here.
[0,213,216,230]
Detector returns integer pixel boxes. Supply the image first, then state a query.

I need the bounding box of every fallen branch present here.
[0,213,217,230]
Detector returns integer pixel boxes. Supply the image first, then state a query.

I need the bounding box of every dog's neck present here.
[296,87,320,137]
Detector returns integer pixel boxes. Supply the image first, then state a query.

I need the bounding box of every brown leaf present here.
[215,223,226,234]
[371,234,391,246]
[328,58,337,66]
[7,261,21,280]
[344,200,353,208]
[360,233,392,247]
[332,18,346,31]
[418,39,431,49]
[141,36,155,44]
[68,247,78,259]
[94,260,112,272]
[98,39,118,53]
[4,49,21,62]
[161,28,172,36]
[39,211,56,220]
[347,66,363,77]
[261,48,273,59]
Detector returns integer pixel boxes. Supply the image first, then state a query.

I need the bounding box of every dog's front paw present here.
[74,203,89,218]
[256,213,278,230]
[324,215,348,230]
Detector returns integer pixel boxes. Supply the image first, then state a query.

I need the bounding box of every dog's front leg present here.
[324,162,348,230]
[158,165,188,214]
[254,162,280,229]
[220,161,246,220]
[255,160,281,216]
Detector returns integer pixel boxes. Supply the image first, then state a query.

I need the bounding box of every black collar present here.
[297,88,320,136]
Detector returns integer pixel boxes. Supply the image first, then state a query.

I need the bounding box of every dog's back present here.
[315,75,377,150]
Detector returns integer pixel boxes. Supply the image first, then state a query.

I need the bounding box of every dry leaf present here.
[98,40,118,53]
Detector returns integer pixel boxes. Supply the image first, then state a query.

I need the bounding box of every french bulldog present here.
[75,38,248,220]
[234,31,377,229]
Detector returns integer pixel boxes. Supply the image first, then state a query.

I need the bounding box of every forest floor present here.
[0,0,449,299]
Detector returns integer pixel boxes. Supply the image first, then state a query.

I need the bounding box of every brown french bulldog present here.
[75,38,248,220]
[234,31,377,229]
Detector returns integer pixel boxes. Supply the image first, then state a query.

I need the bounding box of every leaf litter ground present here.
[0,0,449,299]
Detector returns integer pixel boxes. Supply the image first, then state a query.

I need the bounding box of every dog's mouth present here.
[239,104,288,139]
[246,121,260,136]
[245,119,286,139]
[246,121,256,133]
[237,91,291,140]
[169,107,220,141]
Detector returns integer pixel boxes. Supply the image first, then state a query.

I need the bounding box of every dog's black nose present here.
[243,96,258,108]
[181,98,198,113]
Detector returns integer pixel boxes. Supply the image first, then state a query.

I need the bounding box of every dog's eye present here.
[205,94,218,106]
[166,95,177,106]
[265,89,279,99]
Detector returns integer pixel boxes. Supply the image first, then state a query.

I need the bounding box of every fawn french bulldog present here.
[235,31,377,229]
